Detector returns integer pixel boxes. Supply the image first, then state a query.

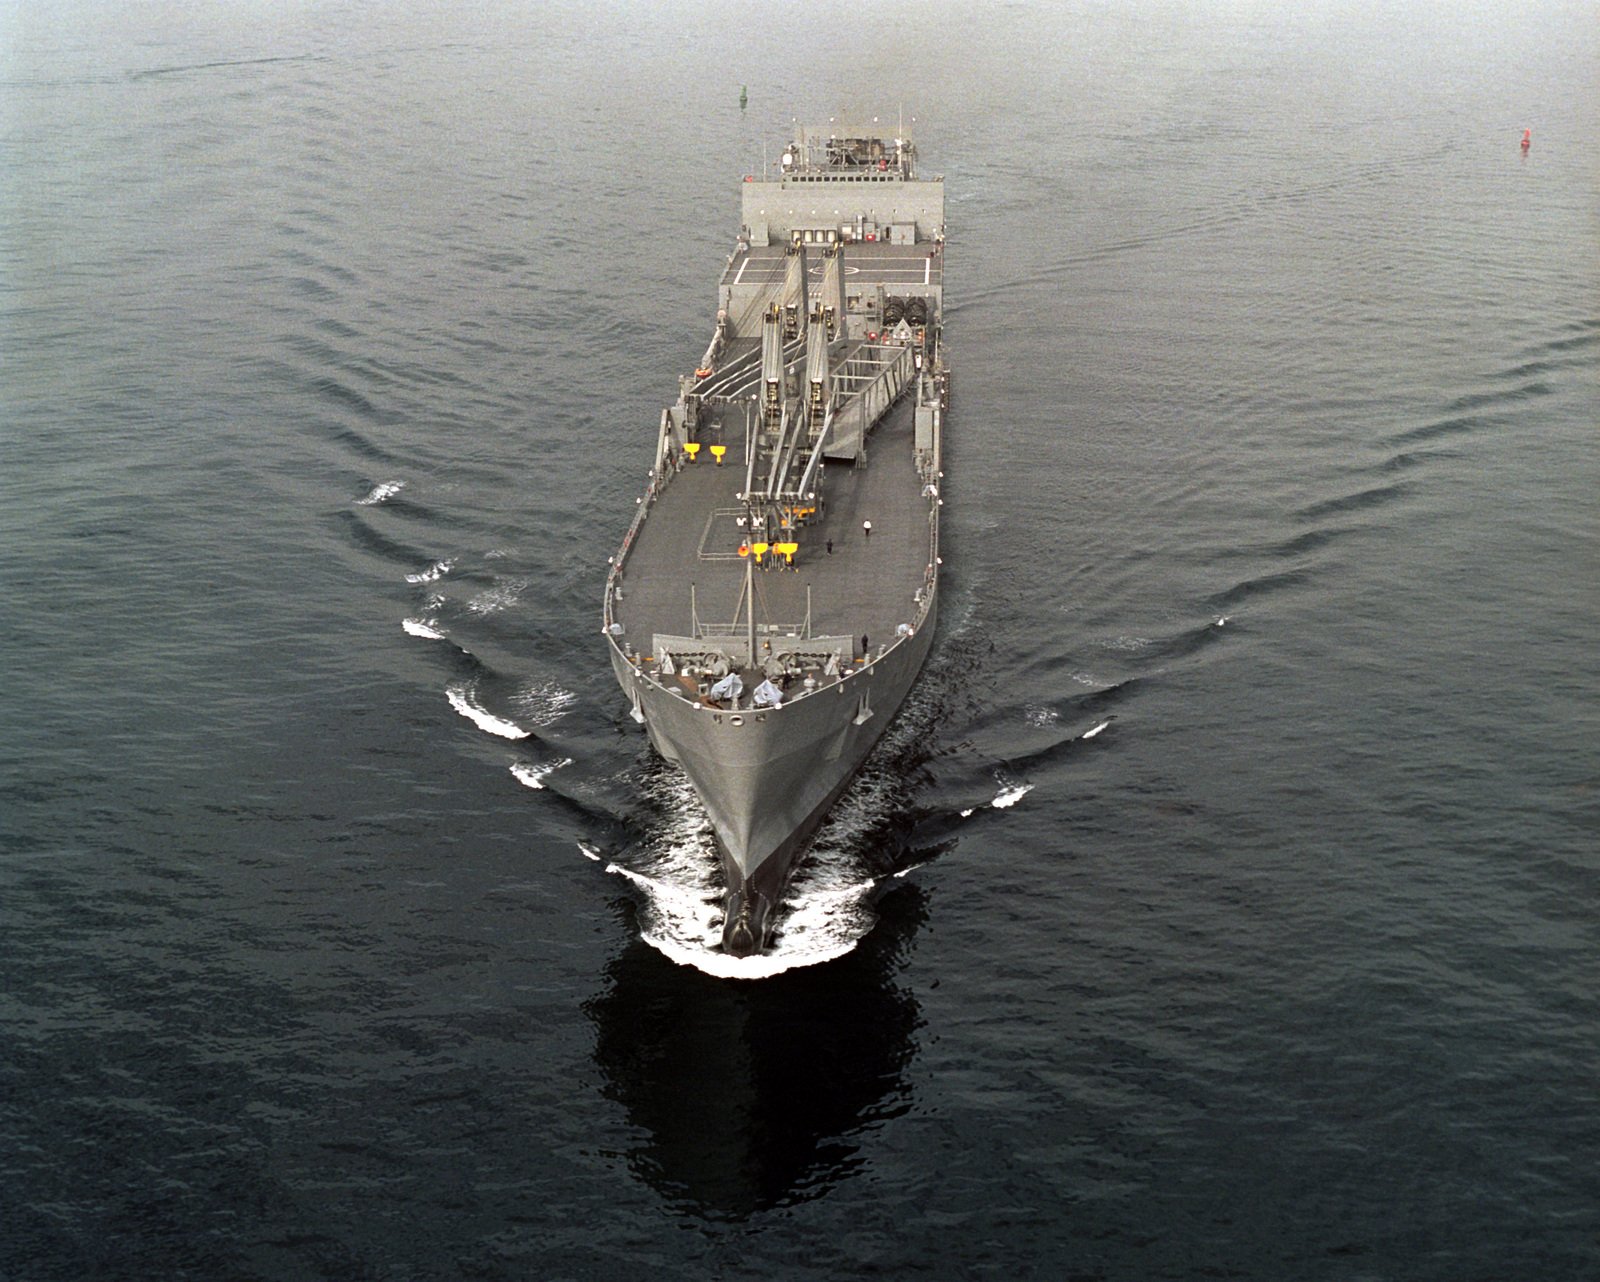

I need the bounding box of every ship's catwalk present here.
[604,122,949,957]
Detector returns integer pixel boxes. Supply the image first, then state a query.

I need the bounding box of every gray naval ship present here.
[604,121,948,957]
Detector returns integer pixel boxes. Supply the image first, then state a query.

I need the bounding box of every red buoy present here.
[1521,128,1532,150]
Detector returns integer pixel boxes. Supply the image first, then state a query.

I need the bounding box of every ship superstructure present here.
[603,121,949,957]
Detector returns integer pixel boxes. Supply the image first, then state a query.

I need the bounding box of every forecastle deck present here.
[610,392,937,695]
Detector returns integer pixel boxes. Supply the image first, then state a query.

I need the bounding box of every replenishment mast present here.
[603,121,949,957]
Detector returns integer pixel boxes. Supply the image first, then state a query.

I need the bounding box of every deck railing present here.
[603,462,669,633]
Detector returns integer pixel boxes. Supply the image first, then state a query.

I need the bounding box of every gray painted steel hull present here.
[609,597,936,949]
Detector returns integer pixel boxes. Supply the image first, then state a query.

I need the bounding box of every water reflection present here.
[585,882,927,1218]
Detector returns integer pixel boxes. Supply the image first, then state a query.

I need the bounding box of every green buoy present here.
[739,85,748,110]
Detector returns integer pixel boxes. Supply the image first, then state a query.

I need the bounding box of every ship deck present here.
[718,241,944,292]
[612,395,932,664]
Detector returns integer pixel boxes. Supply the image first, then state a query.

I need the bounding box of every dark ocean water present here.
[4,2,1598,1277]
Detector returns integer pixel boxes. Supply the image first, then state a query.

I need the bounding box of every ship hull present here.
[602,119,948,959]
[610,592,937,952]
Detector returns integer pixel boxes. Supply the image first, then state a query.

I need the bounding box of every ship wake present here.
[602,774,887,980]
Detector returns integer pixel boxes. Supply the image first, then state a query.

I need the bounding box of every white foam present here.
[1081,718,1111,740]
[1216,615,1230,626]
[602,772,884,980]
[643,923,864,980]
[446,681,529,740]
[960,807,976,818]
[609,862,722,923]
[511,679,578,727]
[620,855,875,980]
[992,782,1033,809]
[406,558,454,584]
[466,578,528,617]
[403,617,445,639]
[1024,702,1059,727]
[510,758,571,789]
[357,480,405,506]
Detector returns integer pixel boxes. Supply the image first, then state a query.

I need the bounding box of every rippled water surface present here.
[4,2,1598,1278]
